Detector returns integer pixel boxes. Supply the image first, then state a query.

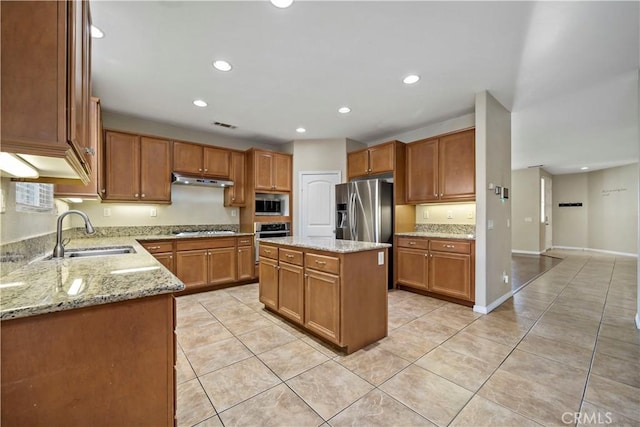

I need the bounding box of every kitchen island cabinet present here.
[258,237,390,354]
[395,234,475,305]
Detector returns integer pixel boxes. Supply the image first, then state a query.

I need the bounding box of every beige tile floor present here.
[175,250,640,427]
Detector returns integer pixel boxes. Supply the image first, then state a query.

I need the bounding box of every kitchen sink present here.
[46,246,136,259]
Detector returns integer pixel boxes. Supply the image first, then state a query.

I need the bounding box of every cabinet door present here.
[103,131,140,201]
[154,252,175,274]
[208,247,237,285]
[67,0,91,168]
[429,251,472,301]
[278,262,304,325]
[305,269,340,344]
[140,136,171,202]
[347,150,369,180]
[237,245,254,280]
[203,146,231,178]
[176,249,208,289]
[225,151,246,206]
[406,138,439,203]
[368,143,394,175]
[396,247,428,290]
[259,257,279,310]
[439,130,476,201]
[173,141,203,175]
[254,151,274,190]
[273,154,292,191]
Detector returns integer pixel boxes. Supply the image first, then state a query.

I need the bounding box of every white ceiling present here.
[90,1,639,175]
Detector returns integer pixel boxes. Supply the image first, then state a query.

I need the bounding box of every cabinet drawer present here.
[259,245,278,259]
[430,240,471,254]
[305,253,339,274]
[141,241,174,254]
[176,237,236,251]
[279,248,303,266]
[397,237,430,250]
[237,236,253,247]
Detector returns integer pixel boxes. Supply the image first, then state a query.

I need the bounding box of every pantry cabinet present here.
[102,131,171,203]
[224,151,246,207]
[1,0,93,183]
[406,129,475,204]
[395,235,475,305]
[173,142,231,178]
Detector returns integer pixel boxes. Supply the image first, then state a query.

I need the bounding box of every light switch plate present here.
[150,208,157,217]
[488,219,494,229]
[103,208,111,217]
[423,210,429,219]
[0,189,5,214]
[447,210,453,219]
[377,251,384,265]
[467,211,473,219]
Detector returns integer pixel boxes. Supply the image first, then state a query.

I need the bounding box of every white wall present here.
[553,164,638,255]
[366,113,475,145]
[475,91,512,312]
[636,67,639,330]
[511,168,541,253]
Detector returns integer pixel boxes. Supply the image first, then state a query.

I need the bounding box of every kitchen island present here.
[258,237,391,354]
[0,237,184,426]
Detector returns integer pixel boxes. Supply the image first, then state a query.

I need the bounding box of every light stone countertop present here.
[258,236,391,253]
[0,236,185,321]
[395,232,476,240]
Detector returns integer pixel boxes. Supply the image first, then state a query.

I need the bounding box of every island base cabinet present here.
[304,269,340,344]
[259,256,278,310]
[278,262,305,325]
[1,294,176,426]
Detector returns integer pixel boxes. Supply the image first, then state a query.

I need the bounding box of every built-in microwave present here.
[255,194,287,216]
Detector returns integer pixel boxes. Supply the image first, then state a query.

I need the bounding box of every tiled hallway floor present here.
[175,250,640,427]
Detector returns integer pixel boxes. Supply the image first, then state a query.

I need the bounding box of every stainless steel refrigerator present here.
[335,179,393,244]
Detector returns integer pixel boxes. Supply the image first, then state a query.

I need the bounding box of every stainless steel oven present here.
[254,222,291,262]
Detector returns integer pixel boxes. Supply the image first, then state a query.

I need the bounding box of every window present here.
[15,182,54,213]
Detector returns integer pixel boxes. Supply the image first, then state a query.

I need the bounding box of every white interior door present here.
[544,176,553,250]
[300,171,341,238]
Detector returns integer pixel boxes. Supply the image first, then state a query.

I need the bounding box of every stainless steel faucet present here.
[52,210,96,258]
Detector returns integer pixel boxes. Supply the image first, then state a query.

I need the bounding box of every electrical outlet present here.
[447,210,453,219]
[103,208,111,217]
[231,209,237,217]
[377,251,385,265]
[150,208,157,217]
[467,211,473,219]
[0,189,5,214]
[488,219,494,229]
[503,272,509,283]
[423,210,429,219]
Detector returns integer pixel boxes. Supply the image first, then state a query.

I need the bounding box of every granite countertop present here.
[259,236,391,253]
[136,231,254,240]
[0,237,185,321]
[396,232,476,240]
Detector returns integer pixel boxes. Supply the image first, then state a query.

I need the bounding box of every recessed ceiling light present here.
[403,74,420,85]
[90,25,104,39]
[193,99,207,107]
[296,127,306,133]
[581,166,589,170]
[212,60,232,72]
[338,107,351,114]
[270,0,294,8]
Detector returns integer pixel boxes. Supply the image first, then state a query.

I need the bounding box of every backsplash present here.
[415,223,476,235]
[0,224,239,277]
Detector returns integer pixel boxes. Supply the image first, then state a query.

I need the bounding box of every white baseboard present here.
[636,312,640,330]
[474,290,513,314]
[512,250,543,255]
[553,246,638,258]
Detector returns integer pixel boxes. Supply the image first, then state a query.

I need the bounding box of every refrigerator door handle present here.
[349,192,357,239]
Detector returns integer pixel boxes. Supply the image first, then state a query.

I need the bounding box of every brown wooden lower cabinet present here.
[258,243,388,354]
[1,294,176,426]
[395,235,475,305]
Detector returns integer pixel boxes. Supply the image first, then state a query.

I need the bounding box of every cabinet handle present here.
[84,147,96,155]
[204,168,208,172]
[149,246,160,250]
[232,197,235,201]
[440,193,443,197]
[141,193,146,198]
[445,244,455,248]
[134,193,139,197]
[198,168,202,172]
[304,273,308,278]
[430,254,433,258]
[101,189,106,193]
[264,249,271,254]
[314,260,326,265]
[285,254,294,258]
[169,255,173,259]
[409,242,416,245]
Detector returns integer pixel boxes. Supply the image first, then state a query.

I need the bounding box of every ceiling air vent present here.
[212,121,237,130]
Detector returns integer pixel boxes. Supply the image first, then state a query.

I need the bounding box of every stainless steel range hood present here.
[171,173,234,188]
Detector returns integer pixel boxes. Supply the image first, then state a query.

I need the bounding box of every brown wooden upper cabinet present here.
[102,130,171,203]
[1,0,93,183]
[173,141,231,178]
[55,97,103,198]
[347,142,395,180]
[254,150,292,192]
[406,129,475,204]
[224,151,246,207]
